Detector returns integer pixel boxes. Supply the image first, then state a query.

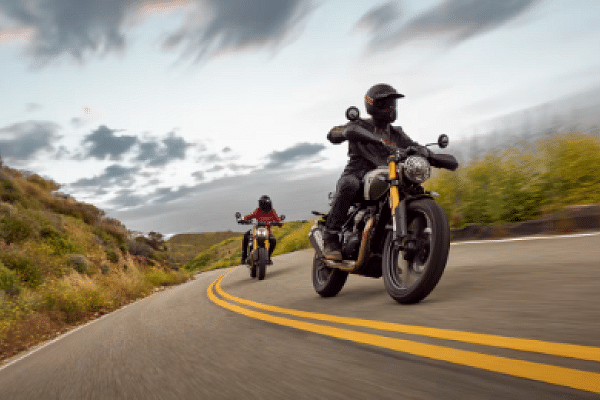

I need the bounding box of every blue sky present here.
[2,0,600,234]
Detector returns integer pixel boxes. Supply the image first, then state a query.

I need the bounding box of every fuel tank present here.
[363,167,390,201]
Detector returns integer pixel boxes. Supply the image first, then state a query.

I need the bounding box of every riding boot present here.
[323,230,342,261]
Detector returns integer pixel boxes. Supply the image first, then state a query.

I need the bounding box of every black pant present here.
[242,230,276,260]
[325,173,362,232]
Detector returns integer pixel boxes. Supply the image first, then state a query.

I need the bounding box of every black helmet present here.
[258,195,272,213]
[365,83,404,124]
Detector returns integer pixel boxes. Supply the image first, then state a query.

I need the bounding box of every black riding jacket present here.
[327,118,419,179]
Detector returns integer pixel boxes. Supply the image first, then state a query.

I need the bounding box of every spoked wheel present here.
[382,198,450,304]
[256,248,268,280]
[312,252,348,297]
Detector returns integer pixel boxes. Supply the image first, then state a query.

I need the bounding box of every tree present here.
[146,231,165,250]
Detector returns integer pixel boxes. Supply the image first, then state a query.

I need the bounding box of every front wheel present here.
[312,252,348,297]
[382,198,450,304]
[256,248,268,280]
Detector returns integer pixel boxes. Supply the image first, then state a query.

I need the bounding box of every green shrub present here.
[0,252,43,287]
[100,264,111,275]
[184,252,211,271]
[96,217,127,245]
[144,268,187,286]
[0,262,18,291]
[0,214,33,244]
[41,281,85,322]
[80,285,110,312]
[0,172,24,203]
[127,240,154,257]
[66,254,91,274]
[41,227,81,255]
[105,249,119,263]
[26,173,60,192]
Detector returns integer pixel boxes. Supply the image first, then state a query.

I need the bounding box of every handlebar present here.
[236,219,283,227]
[345,128,457,170]
[342,107,458,171]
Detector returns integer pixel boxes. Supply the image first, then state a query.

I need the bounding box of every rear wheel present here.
[312,252,348,297]
[382,198,450,304]
[257,248,268,280]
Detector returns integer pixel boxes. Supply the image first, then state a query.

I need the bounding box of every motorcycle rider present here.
[241,195,282,264]
[323,83,432,261]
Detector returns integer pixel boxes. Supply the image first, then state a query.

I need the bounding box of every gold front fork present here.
[252,226,270,250]
[388,159,400,212]
[388,157,406,240]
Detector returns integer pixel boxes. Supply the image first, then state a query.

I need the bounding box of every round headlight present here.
[256,227,269,238]
[403,156,431,184]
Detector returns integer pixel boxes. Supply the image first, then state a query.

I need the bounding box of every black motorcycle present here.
[309,106,458,304]
[236,213,285,280]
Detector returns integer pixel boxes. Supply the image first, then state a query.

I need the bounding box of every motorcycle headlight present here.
[403,156,431,184]
[256,227,269,238]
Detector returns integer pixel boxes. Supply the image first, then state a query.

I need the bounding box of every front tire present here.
[312,252,348,297]
[256,248,268,280]
[382,198,450,304]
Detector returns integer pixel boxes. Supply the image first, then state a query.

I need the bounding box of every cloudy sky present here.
[2,0,600,234]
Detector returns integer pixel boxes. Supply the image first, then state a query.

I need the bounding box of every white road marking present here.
[451,231,600,245]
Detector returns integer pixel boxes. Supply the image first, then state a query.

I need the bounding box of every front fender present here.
[391,193,435,241]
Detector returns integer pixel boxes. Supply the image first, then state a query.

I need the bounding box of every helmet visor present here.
[374,97,397,111]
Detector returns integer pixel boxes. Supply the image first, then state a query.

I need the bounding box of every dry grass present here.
[0,166,193,362]
[166,231,242,266]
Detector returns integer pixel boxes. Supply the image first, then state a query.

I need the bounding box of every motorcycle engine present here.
[342,232,361,260]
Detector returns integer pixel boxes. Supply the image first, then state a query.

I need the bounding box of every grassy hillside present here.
[426,131,600,228]
[0,166,190,361]
[166,231,242,266]
[183,220,314,273]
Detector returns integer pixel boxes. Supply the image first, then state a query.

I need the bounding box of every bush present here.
[0,171,24,203]
[41,227,80,255]
[105,249,119,263]
[0,214,33,244]
[45,199,105,225]
[96,217,127,245]
[0,262,18,292]
[26,173,60,192]
[127,240,154,258]
[184,252,211,271]
[0,252,43,288]
[66,254,91,274]
[100,264,111,275]
[144,268,187,286]
[41,281,85,322]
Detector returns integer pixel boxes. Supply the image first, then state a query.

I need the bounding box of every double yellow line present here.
[207,270,600,394]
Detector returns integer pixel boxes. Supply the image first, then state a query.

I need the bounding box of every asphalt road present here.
[1,232,599,399]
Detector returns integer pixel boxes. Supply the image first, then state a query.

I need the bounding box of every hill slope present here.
[0,166,190,361]
[166,231,243,267]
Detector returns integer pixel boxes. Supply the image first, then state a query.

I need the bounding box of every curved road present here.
[1,233,599,399]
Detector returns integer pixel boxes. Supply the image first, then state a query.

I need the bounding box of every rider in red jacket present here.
[241,195,282,264]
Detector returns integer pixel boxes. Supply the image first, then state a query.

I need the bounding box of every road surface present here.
[1,232,599,399]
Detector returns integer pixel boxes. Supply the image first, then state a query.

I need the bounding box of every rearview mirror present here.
[235,212,241,219]
[438,134,449,149]
[280,215,286,221]
[346,106,360,121]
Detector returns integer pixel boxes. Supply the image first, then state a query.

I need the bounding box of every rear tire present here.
[257,248,268,280]
[382,198,450,304]
[312,252,348,297]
